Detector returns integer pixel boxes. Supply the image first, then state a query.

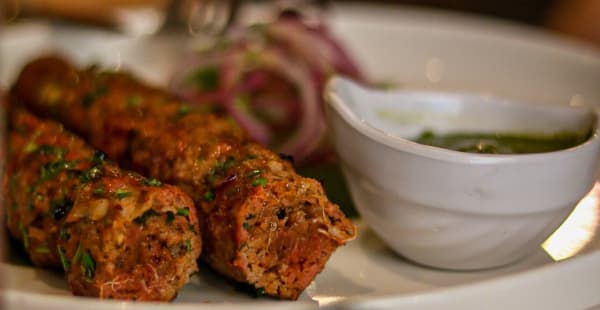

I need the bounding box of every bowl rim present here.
[325,76,600,164]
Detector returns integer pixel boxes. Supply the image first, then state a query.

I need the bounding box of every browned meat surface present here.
[5,106,201,300]
[12,55,356,300]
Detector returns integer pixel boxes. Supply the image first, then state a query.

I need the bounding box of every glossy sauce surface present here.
[413,130,589,154]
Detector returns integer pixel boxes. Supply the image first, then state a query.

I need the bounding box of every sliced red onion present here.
[169,13,365,165]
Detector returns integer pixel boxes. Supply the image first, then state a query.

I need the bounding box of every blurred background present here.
[1,0,599,46]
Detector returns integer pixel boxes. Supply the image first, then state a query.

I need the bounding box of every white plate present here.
[2,3,600,310]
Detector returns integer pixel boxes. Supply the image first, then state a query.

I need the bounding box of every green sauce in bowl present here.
[413,130,590,154]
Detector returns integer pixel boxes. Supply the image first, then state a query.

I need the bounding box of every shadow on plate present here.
[357,226,554,287]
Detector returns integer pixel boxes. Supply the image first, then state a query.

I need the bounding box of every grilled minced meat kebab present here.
[5,106,201,300]
[12,55,356,300]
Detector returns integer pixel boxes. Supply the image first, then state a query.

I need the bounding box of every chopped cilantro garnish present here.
[19,223,29,249]
[142,178,162,187]
[81,250,96,280]
[166,211,175,224]
[72,243,82,265]
[176,208,190,217]
[115,189,131,200]
[37,145,62,156]
[214,156,237,172]
[252,287,266,298]
[246,169,262,178]
[235,283,267,298]
[243,222,251,231]
[24,141,38,153]
[252,177,268,187]
[79,166,102,183]
[81,84,108,108]
[93,185,105,196]
[184,239,192,253]
[134,209,159,225]
[58,246,70,271]
[126,94,142,107]
[39,158,78,183]
[203,190,215,202]
[59,226,70,241]
[176,105,191,118]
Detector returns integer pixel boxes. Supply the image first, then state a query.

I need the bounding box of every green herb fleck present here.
[115,189,131,200]
[184,239,192,253]
[72,243,82,265]
[37,145,62,156]
[93,185,105,196]
[206,173,218,186]
[246,169,262,178]
[58,246,70,271]
[214,156,237,173]
[81,251,96,280]
[252,177,268,187]
[166,212,175,224]
[252,287,266,298]
[19,223,29,249]
[24,141,38,153]
[126,94,142,107]
[79,166,102,183]
[26,199,34,211]
[82,84,108,108]
[203,190,215,202]
[59,226,70,241]
[243,222,251,231]
[235,283,266,298]
[176,105,191,118]
[176,208,190,217]
[134,209,159,225]
[142,178,162,187]
[39,158,78,183]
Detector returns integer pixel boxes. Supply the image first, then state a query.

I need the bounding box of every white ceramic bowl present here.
[325,76,600,270]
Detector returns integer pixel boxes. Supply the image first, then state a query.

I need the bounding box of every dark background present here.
[340,0,556,25]
[336,0,600,46]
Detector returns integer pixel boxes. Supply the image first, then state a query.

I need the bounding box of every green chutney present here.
[413,130,589,154]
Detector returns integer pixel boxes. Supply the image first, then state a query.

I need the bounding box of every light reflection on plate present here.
[542,182,600,261]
